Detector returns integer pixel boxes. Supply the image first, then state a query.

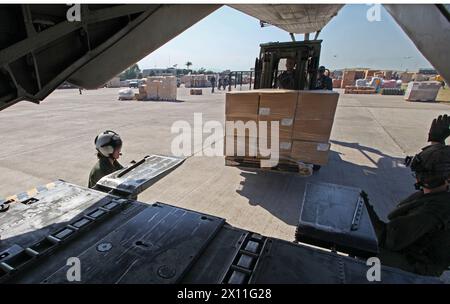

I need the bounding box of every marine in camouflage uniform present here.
[88,156,123,188]
[364,115,450,276]
[315,66,333,90]
[88,130,124,189]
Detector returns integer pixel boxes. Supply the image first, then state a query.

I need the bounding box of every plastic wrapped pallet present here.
[404,81,441,102]
[381,80,398,89]
[355,79,368,87]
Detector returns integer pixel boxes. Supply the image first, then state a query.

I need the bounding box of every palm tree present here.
[185,61,192,71]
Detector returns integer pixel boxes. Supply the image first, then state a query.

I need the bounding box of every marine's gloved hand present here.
[428,114,450,143]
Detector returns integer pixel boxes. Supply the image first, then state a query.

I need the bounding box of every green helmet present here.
[405,144,450,190]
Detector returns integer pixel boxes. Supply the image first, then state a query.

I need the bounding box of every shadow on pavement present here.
[236,140,416,227]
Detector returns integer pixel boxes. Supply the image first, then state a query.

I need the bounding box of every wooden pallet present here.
[344,89,377,94]
[225,156,319,175]
[344,86,377,94]
[190,89,203,95]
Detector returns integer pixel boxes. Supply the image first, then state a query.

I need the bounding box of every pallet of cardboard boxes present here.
[136,76,177,101]
[224,89,339,173]
[182,75,209,88]
[332,79,343,88]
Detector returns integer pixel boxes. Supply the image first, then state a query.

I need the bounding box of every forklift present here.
[253,40,323,90]
[227,39,322,91]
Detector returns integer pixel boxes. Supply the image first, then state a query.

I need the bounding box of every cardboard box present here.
[332,79,342,88]
[342,70,356,87]
[138,85,147,95]
[291,140,330,165]
[296,90,339,121]
[224,136,258,157]
[224,135,292,161]
[255,119,291,140]
[147,80,160,99]
[158,76,177,100]
[364,70,380,78]
[343,70,356,79]
[293,91,338,142]
[257,90,297,139]
[257,137,292,160]
[293,119,334,142]
[258,90,297,119]
[225,91,260,117]
[135,92,146,101]
[225,116,258,138]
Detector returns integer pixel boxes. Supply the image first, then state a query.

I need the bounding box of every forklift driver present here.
[88,130,124,188]
[277,57,297,90]
[363,114,450,276]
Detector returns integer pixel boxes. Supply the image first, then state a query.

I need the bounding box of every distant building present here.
[143,67,197,77]
[142,68,176,77]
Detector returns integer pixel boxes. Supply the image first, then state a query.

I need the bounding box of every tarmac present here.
[0,86,449,244]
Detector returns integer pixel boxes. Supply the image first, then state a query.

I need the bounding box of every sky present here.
[137,4,433,72]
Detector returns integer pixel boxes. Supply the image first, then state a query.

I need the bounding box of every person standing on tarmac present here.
[315,66,333,90]
[88,130,124,188]
[210,75,216,93]
[363,114,450,276]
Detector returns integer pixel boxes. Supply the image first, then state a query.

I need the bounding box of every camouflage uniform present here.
[277,71,296,90]
[88,157,123,189]
[366,190,450,276]
[315,75,333,90]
